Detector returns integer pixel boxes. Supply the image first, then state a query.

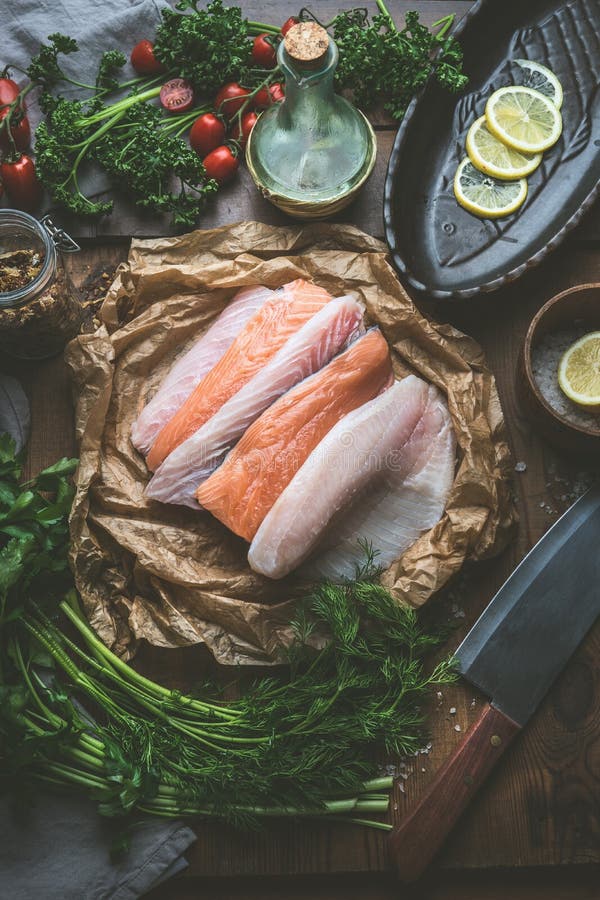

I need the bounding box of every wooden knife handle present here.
[389,702,521,882]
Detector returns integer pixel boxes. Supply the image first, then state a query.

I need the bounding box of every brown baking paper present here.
[65,221,516,665]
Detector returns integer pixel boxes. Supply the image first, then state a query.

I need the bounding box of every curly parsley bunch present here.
[333,8,468,120]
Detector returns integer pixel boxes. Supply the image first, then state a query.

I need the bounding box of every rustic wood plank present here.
[145,867,600,900]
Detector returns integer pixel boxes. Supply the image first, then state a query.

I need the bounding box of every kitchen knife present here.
[389,485,600,881]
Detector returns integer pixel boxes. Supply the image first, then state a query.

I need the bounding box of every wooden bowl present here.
[520,284,600,457]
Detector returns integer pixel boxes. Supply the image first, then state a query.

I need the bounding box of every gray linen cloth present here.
[4,0,172,197]
[0,792,196,899]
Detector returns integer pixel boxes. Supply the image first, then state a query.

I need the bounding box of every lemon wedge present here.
[485,86,562,153]
[514,59,563,109]
[466,116,542,180]
[453,157,527,218]
[558,332,600,409]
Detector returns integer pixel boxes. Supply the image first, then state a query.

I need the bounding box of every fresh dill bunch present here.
[9,568,457,826]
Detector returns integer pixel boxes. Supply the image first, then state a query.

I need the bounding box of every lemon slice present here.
[466,116,542,180]
[453,157,527,218]
[558,332,600,409]
[514,59,563,109]
[485,86,562,153]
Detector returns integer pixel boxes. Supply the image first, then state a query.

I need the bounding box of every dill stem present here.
[60,600,240,722]
[358,776,394,792]
[44,762,109,791]
[318,816,393,832]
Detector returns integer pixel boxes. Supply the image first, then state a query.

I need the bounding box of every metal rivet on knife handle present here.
[491,734,502,747]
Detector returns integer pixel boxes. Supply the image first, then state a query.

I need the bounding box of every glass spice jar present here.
[0,210,82,359]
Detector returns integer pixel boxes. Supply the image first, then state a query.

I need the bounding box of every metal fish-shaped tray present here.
[383,0,600,299]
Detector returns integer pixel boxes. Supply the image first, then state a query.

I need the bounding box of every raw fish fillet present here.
[197,328,393,541]
[131,285,276,456]
[248,377,455,580]
[146,279,332,470]
[146,295,366,508]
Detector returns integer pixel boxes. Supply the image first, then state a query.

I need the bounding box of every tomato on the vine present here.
[0,77,30,152]
[0,114,30,153]
[215,83,251,119]
[130,40,165,76]
[232,111,258,148]
[251,34,277,69]
[0,78,20,109]
[189,113,226,157]
[203,145,239,185]
[160,78,194,113]
[255,82,285,109]
[0,154,41,211]
[281,17,299,36]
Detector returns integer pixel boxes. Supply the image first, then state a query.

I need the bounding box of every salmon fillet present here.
[196,328,393,541]
[145,295,365,508]
[248,377,455,580]
[131,285,276,456]
[146,279,332,471]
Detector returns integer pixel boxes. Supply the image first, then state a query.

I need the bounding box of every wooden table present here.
[10,1,600,896]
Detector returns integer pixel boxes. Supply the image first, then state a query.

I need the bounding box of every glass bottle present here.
[0,210,82,359]
[247,22,376,216]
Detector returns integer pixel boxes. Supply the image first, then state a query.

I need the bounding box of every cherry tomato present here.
[203,145,239,185]
[0,154,41,211]
[232,111,258,148]
[160,78,194,113]
[130,39,165,76]
[0,78,20,109]
[281,17,299,36]
[0,77,30,152]
[189,112,226,157]
[215,83,251,119]
[251,34,277,69]
[255,82,285,109]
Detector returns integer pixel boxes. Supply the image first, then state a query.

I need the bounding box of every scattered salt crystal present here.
[421,767,426,773]
[539,502,545,509]
[436,691,443,701]
[454,724,462,732]
[531,329,600,433]
[514,461,527,472]
[449,707,457,715]
[398,782,405,794]
[470,698,477,708]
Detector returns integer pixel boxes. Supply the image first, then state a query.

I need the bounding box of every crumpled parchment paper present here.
[65,221,516,665]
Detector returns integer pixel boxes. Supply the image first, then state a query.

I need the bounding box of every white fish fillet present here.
[248,377,455,580]
[146,295,365,508]
[131,285,275,456]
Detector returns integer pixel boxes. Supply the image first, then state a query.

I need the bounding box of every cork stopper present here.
[284,22,330,69]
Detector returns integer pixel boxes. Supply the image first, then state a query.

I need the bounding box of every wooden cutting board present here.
[6,0,600,878]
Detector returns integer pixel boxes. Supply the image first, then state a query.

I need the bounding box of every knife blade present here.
[389,485,600,881]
